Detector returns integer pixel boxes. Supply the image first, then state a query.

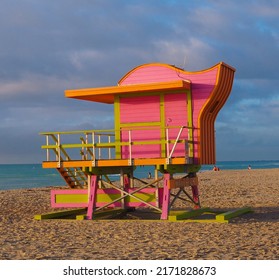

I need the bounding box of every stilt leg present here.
[160,173,171,220]
[188,172,200,209]
[86,175,98,220]
[191,185,200,209]
[123,174,130,209]
[124,174,130,188]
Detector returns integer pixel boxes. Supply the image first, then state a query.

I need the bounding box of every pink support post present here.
[123,174,130,209]
[124,174,130,188]
[160,173,171,220]
[86,175,98,220]
[191,185,200,209]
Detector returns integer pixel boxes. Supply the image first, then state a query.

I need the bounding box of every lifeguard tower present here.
[37,62,246,222]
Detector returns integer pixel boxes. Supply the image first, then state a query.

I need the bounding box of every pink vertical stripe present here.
[86,175,98,220]
[160,173,171,220]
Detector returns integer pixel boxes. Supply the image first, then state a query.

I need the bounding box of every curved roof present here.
[117,62,235,164]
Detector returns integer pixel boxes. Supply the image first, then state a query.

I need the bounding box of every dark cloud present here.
[1,0,279,163]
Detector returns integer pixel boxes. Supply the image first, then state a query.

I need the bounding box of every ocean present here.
[0,160,279,190]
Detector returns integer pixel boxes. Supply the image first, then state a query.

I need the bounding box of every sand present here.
[0,169,278,260]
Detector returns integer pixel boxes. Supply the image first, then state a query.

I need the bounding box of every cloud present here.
[1,0,279,163]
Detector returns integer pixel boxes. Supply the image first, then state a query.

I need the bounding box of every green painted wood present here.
[186,89,194,158]
[76,214,86,220]
[215,207,252,222]
[125,192,156,203]
[41,144,58,149]
[34,208,86,220]
[76,208,128,220]
[168,207,210,221]
[55,194,88,204]
[94,208,127,218]
[157,164,201,175]
[160,94,166,157]
[42,136,183,150]
[114,95,121,159]
[120,122,162,127]
[85,166,135,175]
[40,129,115,135]
[171,219,229,223]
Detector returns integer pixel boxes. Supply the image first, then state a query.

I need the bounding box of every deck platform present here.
[34,207,252,223]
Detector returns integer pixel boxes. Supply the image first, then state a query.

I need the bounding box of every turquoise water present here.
[201,160,279,171]
[0,164,153,190]
[1,161,279,190]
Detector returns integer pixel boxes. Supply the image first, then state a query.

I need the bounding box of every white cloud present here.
[0,73,80,98]
[0,79,38,96]
[152,38,215,69]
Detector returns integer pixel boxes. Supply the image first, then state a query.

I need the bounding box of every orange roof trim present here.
[65,80,191,104]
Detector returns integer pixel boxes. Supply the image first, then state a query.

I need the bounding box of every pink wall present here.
[120,95,160,123]
[120,95,161,159]
[121,128,161,158]
[164,93,188,157]
[119,65,218,162]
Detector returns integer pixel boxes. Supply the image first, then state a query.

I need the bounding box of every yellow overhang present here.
[65,80,191,104]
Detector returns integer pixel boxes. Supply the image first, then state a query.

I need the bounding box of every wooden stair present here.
[57,166,87,188]
[46,134,88,188]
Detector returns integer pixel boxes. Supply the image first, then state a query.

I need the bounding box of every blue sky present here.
[0,0,279,164]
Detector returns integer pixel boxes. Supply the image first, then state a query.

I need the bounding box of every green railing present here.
[40,125,193,165]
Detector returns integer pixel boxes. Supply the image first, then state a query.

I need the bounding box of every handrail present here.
[41,125,194,163]
[42,139,187,150]
[40,129,115,135]
[40,125,192,135]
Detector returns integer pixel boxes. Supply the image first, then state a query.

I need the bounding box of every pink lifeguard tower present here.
[36,62,248,222]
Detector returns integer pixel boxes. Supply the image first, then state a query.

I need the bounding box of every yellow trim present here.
[40,129,115,135]
[34,208,86,220]
[160,94,166,157]
[120,122,161,128]
[56,194,88,203]
[186,89,194,158]
[114,95,121,159]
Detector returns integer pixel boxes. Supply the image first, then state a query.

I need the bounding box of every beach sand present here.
[0,169,278,260]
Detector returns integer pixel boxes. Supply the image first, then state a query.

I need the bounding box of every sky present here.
[1,0,279,164]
